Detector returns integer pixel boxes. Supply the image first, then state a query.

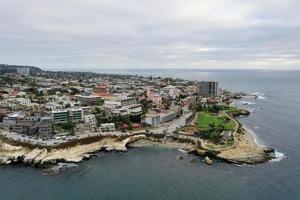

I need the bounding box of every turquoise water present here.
[0,70,300,200]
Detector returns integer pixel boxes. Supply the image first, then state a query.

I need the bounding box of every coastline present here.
[0,120,275,167]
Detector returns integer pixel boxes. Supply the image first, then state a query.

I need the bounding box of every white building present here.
[160,85,181,98]
[144,114,161,126]
[144,111,176,126]
[84,114,97,131]
[100,123,115,132]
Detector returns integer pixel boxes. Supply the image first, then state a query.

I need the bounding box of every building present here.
[100,123,115,132]
[197,81,219,97]
[147,90,162,105]
[51,109,83,124]
[144,111,176,126]
[120,97,136,106]
[160,111,176,123]
[51,110,69,124]
[75,95,102,106]
[69,109,83,123]
[160,85,181,98]
[84,114,97,131]
[144,114,161,126]
[104,96,137,108]
[38,117,53,135]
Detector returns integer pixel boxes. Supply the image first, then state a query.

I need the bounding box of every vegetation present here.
[65,103,71,108]
[55,122,75,134]
[200,123,224,142]
[139,98,149,115]
[197,112,235,131]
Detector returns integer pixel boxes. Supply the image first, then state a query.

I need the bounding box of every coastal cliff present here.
[0,122,275,167]
[0,135,146,166]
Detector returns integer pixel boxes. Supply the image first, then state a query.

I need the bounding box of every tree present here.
[65,103,71,108]
[200,123,224,143]
[59,122,75,133]
[139,99,149,115]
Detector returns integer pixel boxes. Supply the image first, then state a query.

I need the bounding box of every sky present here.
[0,0,300,70]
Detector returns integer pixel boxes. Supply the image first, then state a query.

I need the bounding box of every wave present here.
[270,151,286,162]
[241,101,256,105]
[178,149,187,154]
[245,127,286,163]
[251,92,266,100]
[42,163,79,175]
[257,96,266,100]
[245,126,265,147]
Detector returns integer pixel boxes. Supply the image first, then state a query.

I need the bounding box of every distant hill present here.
[0,64,43,75]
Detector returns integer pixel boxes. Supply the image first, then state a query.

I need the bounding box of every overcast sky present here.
[0,0,300,70]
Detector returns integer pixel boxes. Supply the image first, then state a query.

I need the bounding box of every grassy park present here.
[197,112,235,131]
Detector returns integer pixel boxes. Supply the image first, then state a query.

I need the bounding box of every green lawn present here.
[221,105,239,113]
[197,112,235,131]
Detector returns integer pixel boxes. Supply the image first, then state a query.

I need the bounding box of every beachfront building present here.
[100,123,116,132]
[51,109,83,124]
[197,81,219,97]
[38,116,53,135]
[52,110,69,124]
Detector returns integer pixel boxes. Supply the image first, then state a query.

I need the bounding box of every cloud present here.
[0,0,299,70]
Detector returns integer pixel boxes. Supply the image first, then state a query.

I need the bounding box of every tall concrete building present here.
[197,81,219,97]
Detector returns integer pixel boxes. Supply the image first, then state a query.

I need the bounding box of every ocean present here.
[0,69,300,200]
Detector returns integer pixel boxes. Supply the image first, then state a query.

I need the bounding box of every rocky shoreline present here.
[0,123,275,167]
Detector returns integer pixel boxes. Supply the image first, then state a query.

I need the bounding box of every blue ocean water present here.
[0,69,300,200]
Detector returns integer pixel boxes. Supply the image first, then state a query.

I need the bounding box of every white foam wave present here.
[178,149,187,153]
[245,127,285,163]
[251,92,266,100]
[251,92,260,96]
[270,151,285,162]
[241,101,256,105]
[245,127,264,147]
[257,96,266,100]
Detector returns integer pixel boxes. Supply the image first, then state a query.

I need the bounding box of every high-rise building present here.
[197,81,219,97]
